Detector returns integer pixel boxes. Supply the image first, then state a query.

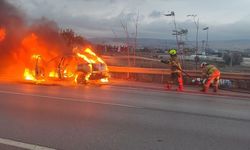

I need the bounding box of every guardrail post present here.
[161,73,164,84]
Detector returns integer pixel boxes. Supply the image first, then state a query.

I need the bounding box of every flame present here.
[1,27,107,83]
[100,78,109,83]
[74,74,79,83]
[32,54,41,59]
[74,64,92,83]
[73,47,109,84]
[84,48,106,64]
[85,64,93,81]
[23,68,36,81]
[49,71,59,78]
[22,54,44,82]
[85,72,91,81]
[20,33,60,82]
[23,68,45,83]
[75,47,106,64]
[0,27,6,42]
[20,33,57,58]
[62,69,74,78]
[22,46,109,84]
[76,53,94,63]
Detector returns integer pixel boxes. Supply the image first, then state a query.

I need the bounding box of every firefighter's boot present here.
[213,78,219,92]
[176,85,184,92]
[213,85,218,92]
[200,86,208,92]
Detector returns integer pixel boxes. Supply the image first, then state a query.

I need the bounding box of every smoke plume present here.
[0,0,68,78]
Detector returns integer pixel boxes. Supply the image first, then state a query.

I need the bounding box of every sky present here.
[10,0,250,41]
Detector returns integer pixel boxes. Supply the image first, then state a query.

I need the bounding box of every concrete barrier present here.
[108,66,250,90]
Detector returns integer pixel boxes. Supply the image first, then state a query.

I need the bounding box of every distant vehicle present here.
[190,54,207,59]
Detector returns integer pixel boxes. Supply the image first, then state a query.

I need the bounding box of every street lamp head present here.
[187,14,197,17]
[164,11,175,16]
[203,27,209,30]
[164,14,172,16]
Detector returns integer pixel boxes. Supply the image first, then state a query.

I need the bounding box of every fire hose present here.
[126,56,199,81]
[160,59,192,78]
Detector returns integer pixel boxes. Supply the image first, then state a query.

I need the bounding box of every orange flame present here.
[49,71,59,78]
[23,68,36,81]
[23,68,45,83]
[22,45,109,84]
[23,54,45,83]
[84,48,106,64]
[74,47,109,83]
[100,78,109,83]
[76,53,94,64]
[20,33,60,82]
[0,27,6,42]
[85,64,92,81]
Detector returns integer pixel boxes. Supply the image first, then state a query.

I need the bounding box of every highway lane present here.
[0,82,250,150]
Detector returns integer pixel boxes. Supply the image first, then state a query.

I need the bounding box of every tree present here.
[223,53,231,65]
[232,53,243,65]
[223,52,243,66]
[60,28,90,48]
[60,29,75,47]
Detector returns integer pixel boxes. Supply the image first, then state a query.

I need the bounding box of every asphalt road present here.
[0,82,250,150]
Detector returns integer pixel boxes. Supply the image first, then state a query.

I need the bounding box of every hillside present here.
[89,37,250,51]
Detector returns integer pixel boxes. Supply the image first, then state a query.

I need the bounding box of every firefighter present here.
[161,49,184,91]
[200,62,221,92]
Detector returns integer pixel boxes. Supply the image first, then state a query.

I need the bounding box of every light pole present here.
[172,28,188,68]
[203,27,209,54]
[164,11,180,51]
[187,14,199,70]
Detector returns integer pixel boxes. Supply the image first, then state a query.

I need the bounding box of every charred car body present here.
[24,47,110,84]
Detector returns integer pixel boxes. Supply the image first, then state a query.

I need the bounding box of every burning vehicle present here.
[23,47,110,84]
[1,0,110,84]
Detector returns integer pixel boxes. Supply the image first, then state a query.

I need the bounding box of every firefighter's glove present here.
[201,78,207,84]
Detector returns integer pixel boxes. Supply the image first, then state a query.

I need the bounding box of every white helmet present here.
[200,62,208,68]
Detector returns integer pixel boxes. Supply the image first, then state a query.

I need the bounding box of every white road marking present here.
[0,137,56,150]
[0,90,142,109]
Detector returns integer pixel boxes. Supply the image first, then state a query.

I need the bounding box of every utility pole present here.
[133,10,140,66]
[203,27,209,54]
[164,11,180,51]
[187,14,199,71]
[164,12,187,69]
[120,19,131,68]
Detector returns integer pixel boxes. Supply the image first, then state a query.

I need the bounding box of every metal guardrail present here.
[108,66,250,80]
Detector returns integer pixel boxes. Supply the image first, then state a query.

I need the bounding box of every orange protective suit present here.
[163,55,183,91]
[201,64,220,92]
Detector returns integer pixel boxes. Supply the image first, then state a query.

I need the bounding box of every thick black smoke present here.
[0,0,68,74]
[0,0,26,60]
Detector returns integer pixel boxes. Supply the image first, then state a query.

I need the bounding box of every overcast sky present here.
[10,0,250,40]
